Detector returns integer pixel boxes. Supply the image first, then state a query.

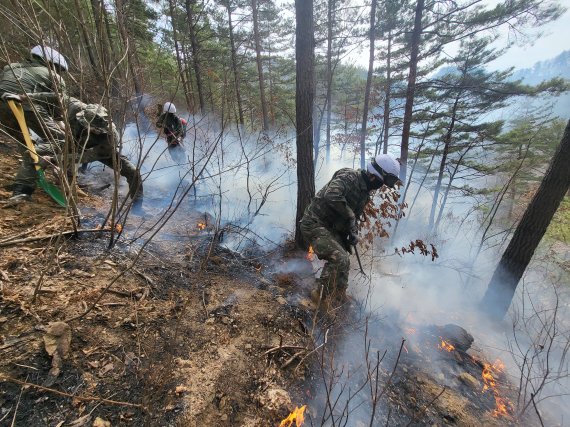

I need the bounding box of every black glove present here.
[347,218,359,246]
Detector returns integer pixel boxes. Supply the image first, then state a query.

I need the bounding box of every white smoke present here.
[101,109,569,424]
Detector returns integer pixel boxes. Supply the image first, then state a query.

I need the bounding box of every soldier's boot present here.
[310,280,336,313]
[11,183,34,197]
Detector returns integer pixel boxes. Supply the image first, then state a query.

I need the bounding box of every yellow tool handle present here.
[7,99,41,170]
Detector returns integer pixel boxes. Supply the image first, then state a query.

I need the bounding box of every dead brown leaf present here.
[99,362,114,376]
[92,417,111,427]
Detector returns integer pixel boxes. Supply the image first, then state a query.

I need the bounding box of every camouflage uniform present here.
[27,94,143,202]
[156,111,185,163]
[300,168,371,298]
[156,112,184,145]
[0,57,66,194]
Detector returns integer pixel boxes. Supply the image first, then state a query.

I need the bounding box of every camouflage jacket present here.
[156,112,183,137]
[27,93,117,148]
[0,58,66,112]
[302,168,371,233]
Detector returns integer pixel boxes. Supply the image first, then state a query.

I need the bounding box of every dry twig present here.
[0,228,111,247]
[0,375,146,410]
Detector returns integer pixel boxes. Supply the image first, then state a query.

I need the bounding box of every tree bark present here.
[481,120,570,319]
[185,0,206,113]
[429,94,459,228]
[400,0,424,181]
[114,0,142,97]
[294,0,315,249]
[252,0,269,131]
[325,0,335,163]
[359,0,377,169]
[74,0,100,77]
[381,29,392,155]
[225,1,245,126]
[168,0,194,111]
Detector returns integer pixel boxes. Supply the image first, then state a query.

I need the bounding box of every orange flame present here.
[482,359,512,418]
[306,246,314,262]
[437,337,455,352]
[197,222,206,230]
[279,405,306,427]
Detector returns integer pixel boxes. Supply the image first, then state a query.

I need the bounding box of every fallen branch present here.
[0,375,146,410]
[281,350,306,369]
[0,228,111,247]
[0,229,36,245]
[263,344,307,356]
[132,268,154,285]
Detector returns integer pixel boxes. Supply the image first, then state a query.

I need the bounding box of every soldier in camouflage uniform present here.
[300,154,401,305]
[0,45,68,200]
[156,102,186,164]
[17,92,144,207]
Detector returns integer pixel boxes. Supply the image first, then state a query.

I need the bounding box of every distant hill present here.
[511,50,570,85]
[510,51,570,119]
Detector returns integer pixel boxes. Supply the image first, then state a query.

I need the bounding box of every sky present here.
[489,5,570,69]
[347,0,570,71]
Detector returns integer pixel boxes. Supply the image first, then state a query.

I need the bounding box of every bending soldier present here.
[14,93,143,207]
[0,45,68,201]
[300,154,401,306]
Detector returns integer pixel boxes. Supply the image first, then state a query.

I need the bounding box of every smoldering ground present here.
[83,110,568,424]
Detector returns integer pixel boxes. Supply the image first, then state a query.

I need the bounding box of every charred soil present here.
[0,137,548,426]
[0,137,313,426]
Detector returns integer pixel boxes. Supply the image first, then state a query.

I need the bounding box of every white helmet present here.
[31,45,68,71]
[367,154,401,187]
[163,102,176,114]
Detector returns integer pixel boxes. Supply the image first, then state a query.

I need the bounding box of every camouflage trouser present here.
[300,217,350,298]
[0,101,65,194]
[81,143,143,200]
[80,143,143,201]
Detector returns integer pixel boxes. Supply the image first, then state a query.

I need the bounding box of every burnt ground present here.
[0,136,551,426]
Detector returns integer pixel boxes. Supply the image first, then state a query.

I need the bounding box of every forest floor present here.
[0,136,560,426]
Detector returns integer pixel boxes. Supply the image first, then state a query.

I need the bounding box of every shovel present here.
[7,99,66,207]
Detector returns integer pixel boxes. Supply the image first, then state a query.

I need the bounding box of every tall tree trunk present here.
[313,106,322,163]
[391,122,432,241]
[90,0,107,65]
[168,0,194,111]
[114,0,142,97]
[429,95,459,228]
[91,0,120,99]
[400,0,424,181]
[382,29,392,155]
[100,0,119,61]
[74,0,100,77]
[359,0,377,169]
[294,0,315,249]
[434,144,473,230]
[325,0,335,163]
[225,2,244,126]
[185,0,206,113]
[267,43,276,126]
[481,120,570,319]
[252,0,269,131]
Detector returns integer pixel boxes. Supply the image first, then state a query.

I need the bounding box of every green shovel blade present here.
[37,169,67,207]
[7,99,67,207]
